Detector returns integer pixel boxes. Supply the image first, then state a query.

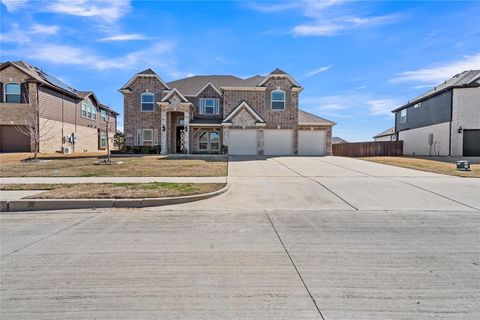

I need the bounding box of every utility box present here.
[457,160,470,171]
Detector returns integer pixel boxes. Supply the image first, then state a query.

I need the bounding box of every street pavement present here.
[1,156,479,319]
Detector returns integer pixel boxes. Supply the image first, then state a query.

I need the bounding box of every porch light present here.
[458,126,463,134]
[162,125,166,132]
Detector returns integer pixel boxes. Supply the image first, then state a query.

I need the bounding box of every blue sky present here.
[1,0,479,141]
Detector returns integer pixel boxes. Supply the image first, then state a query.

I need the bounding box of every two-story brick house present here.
[120,68,334,155]
[0,61,118,153]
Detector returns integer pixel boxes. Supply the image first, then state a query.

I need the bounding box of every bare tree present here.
[15,86,56,160]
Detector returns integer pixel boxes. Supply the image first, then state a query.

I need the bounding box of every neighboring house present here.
[0,61,118,153]
[332,136,348,144]
[120,68,335,155]
[392,70,480,156]
[373,128,396,141]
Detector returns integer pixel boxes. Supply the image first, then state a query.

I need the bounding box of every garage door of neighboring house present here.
[229,129,257,155]
[263,129,293,155]
[0,125,31,152]
[463,129,480,156]
[298,130,326,156]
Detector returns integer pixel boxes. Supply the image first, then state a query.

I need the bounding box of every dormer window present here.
[141,92,155,111]
[4,83,21,103]
[271,90,285,110]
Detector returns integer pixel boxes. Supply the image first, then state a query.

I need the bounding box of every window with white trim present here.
[4,83,21,103]
[199,98,220,115]
[141,92,155,111]
[142,129,153,146]
[82,98,97,120]
[271,90,285,110]
[400,109,407,123]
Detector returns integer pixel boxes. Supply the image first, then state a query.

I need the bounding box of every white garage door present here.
[298,130,326,155]
[229,129,257,155]
[264,129,293,155]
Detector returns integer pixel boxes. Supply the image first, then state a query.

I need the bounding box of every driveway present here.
[1,156,479,319]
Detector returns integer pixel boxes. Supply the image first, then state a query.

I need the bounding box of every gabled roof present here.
[120,68,170,91]
[167,75,265,96]
[298,110,336,126]
[392,70,480,112]
[194,82,223,97]
[270,68,287,75]
[373,127,395,138]
[257,68,301,87]
[1,61,78,98]
[161,87,189,102]
[223,100,265,123]
[332,137,348,144]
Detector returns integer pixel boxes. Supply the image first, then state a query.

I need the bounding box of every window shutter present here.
[199,98,204,114]
[21,83,29,104]
[0,82,3,103]
[136,129,142,146]
[215,99,219,114]
[154,129,159,145]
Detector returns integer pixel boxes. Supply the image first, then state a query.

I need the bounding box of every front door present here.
[176,126,183,153]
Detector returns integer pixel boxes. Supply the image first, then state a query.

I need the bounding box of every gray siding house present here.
[392,70,480,156]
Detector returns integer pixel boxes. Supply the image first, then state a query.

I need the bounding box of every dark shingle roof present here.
[373,127,395,138]
[332,137,348,144]
[137,68,157,75]
[167,75,265,96]
[392,70,480,112]
[270,68,287,75]
[298,110,335,125]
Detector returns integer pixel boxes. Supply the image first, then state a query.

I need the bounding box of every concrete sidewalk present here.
[0,176,227,184]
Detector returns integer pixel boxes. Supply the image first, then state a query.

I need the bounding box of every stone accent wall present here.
[123,76,166,146]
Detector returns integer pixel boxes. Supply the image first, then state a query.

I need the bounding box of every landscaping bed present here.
[361,157,480,177]
[0,154,227,177]
[0,182,226,199]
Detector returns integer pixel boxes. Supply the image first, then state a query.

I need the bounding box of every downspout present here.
[448,89,453,156]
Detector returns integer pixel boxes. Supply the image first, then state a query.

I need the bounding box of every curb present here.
[0,183,230,213]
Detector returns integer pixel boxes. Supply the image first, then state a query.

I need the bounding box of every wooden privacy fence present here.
[333,141,403,157]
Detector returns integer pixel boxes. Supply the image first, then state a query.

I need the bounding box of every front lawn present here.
[0,154,228,177]
[360,157,480,177]
[0,182,225,199]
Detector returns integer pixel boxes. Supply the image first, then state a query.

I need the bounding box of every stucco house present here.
[373,127,396,141]
[0,61,118,153]
[392,70,480,156]
[120,68,335,155]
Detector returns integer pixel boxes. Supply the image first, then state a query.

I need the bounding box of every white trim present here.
[161,87,189,102]
[121,73,170,90]
[189,123,223,127]
[271,89,286,111]
[257,73,300,87]
[195,82,222,97]
[223,101,264,123]
[141,92,155,112]
[142,128,154,145]
[221,86,266,91]
[3,82,21,103]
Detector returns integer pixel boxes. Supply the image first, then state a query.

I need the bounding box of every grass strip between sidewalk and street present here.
[0,182,226,199]
[360,157,480,177]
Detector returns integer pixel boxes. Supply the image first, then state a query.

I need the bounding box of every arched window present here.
[141,92,155,111]
[4,83,21,103]
[199,131,208,150]
[271,90,285,110]
[210,131,219,150]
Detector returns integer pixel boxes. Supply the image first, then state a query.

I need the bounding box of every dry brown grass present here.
[0,155,227,177]
[0,182,225,199]
[0,152,108,164]
[361,157,480,177]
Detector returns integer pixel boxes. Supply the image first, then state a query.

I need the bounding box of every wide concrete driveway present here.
[1,156,479,319]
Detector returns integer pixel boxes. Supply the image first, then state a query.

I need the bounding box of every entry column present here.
[160,109,167,155]
[183,111,190,154]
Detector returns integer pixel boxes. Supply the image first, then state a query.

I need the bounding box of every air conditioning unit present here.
[63,146,71,154]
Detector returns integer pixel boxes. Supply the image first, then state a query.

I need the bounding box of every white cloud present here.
[244,1,300,13]
[0,23,59,43]
[20,41,175,71]
[367,99,401,116]
[1,0,27,11]
[303,93,400,117]
[294,14,400,36]
[304,65,331,78]
[99,33,149,41]
[390,53,480,83]
[46,0,131,21]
